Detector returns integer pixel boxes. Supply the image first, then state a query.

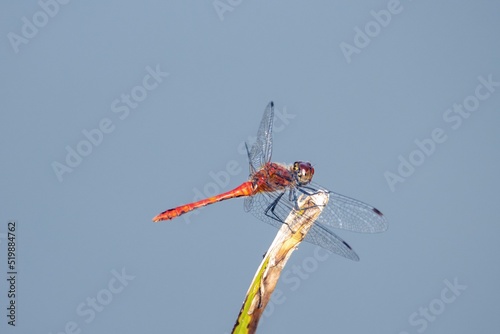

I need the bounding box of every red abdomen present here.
[153,181,255,222]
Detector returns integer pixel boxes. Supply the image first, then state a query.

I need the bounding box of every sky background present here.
[1,1,500,333]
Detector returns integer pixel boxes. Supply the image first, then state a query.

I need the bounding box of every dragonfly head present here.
[292,161,315,186]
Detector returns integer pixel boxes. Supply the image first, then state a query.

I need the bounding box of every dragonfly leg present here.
[245,142,256,175]
[297,185,325,196]
[263,192,295,233]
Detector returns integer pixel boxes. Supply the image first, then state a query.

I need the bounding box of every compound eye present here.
[295,162,314,185]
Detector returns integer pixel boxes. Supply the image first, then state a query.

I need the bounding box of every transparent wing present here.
[307,182,388,233]
[244,189,359,261]
[244,189,290,230]
[247,102,274,172]
[305,224,359,261]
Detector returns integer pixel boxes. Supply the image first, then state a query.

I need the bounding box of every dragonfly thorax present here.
[292,161,314,186]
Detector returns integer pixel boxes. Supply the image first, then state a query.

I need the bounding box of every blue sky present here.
[1,1,500,333]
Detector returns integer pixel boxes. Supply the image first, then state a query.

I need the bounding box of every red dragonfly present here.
[153,102,387,260]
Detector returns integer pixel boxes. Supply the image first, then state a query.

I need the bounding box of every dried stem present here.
[232,191,329,334]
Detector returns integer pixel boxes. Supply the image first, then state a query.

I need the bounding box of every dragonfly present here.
[153,102,387,260]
